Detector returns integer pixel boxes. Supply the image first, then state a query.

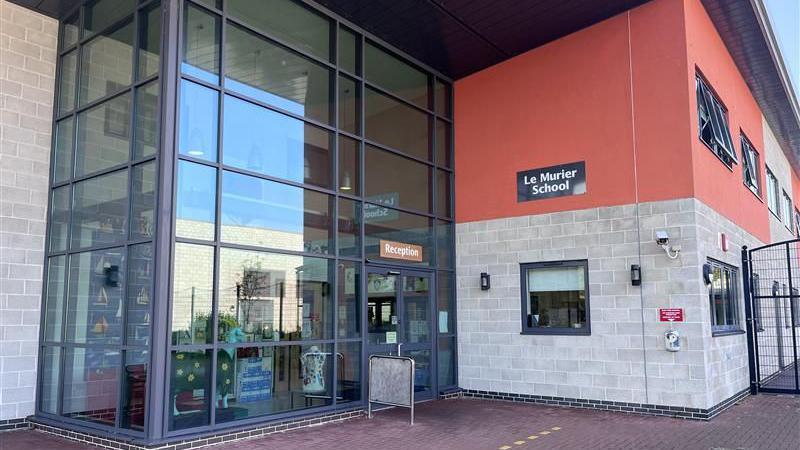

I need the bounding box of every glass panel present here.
[79,21,134,106]
[39,347,61,414]
[365,144,431,213]
[71,169,129,249]
[66,247,125,344]
[62,13,79,50]
[131,162,156,240]
[179,80,218,161]
[435,119,451,168]
[338,198,360,258]
[84,0,135,36]
[224,23,333,125]
[58,51,77,114]
[43,256,67,342]
[220,171,333,254]
[49,186,70,252]
[337,341,361,403]
[194,0,220,9]
[526,265,587,330]
[337,261,360,338]
[169,349,211,430]
[338,26,358,75]
[365,208,433,266]
[365,87,429,160]
[406,348,431,394]
[214,344,333,424]
[121,350,148,431]
[338,75,359,134]
[367,273,397,344]
[434,79,451,118]
[126,243,152,346]
[171,243,214,345]
[436,170,452,218]
[137,2,161,80]
[182,3,220,84]
[338,135,359,194]
[134,80,159,159]
[227,0,331,61]
[175,160,216,241]
[63,347,120,426]
[437,271,454,335]
[436,220,453,268]
[438,337,455,387]
[222,95,332,188]
[217,248,333,343]
[403,275,430,344]
[364,42,428,109]
[53,118,74,183]
[75,93,132,176]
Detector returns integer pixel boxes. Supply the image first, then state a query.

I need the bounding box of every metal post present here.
[741,246,759,394]
[785,244,800,391]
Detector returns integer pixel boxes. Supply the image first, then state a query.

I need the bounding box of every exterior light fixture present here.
[630,264,641,286]
[480,272,490,290]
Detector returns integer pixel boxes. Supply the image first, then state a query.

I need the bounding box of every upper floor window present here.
[520,260,590,335]
[766,167,780,217]
[740,135,760,196]
[696,75,736,167]
[782,190,793,230]
[794,208,800,237]
[708,259,742,335]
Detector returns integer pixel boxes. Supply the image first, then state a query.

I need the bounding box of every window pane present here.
[126,243,152,346]
[71,169,128,249]
[364,42,428,108]
[121,349,148,431]
[434,79,451,118]
[84,0,135,36]
[53,118,74,182]
[220,171,333,254]
[49,185,70,252]
[227,0,331,61]
[437,271,454,334]
[43,256,67,342]
[338,26,358,75]
[436,169,452,218]
[403,275,430,344]
[365,87,429,160]
[437,220,453,268]
[39,347,61,414]
[63,347,120,426]
[338,198,361,258]
[58,51,77,114]
[337,261,360,338]
[66,247,125,344]
[338,342,361,403]
[176,160,216,241]
[79,21,134,106]
[61,13,79,50]
[365,208,432,266]
[436,119,451,168]
[131,162,156,240]
[224,23,332,125]
[179,80,218,161]
[183,3,220,84]
[134,80,159,159]
[338,75,359,134]
[171,243,214,345]
[222,95,332,188]
[365,145,431,213]
[438,337,456,387]
[75,93,132,176]
[217,248,333,343]
[338,135,360,194]
[526,265,587,330]
[137,2,161,80]
[169,349,211,430]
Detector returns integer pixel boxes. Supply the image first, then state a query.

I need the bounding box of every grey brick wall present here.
[0,0,57,421]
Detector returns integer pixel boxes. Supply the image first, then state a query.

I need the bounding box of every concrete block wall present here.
[0,0,58,421]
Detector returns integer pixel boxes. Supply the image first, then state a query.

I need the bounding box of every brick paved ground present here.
[1,395,798,450]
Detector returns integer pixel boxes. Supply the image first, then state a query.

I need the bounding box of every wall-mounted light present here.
[630,264,641,286]
[480,272,490,291]
[340,171,352,191]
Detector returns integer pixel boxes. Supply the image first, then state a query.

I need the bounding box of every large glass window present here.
[169,349,212,430]
[365,42,428,109]
[365,208,433,266]
[70,169,129,249]
[182,3,220,84]
[179,80,218,161]
[365,144,431,213]
[175,160,216,241]
[171,243,214,345]
[43,256,67,342]
[134,80,160,159]
[365,87,429,160]
[75,93,132,176]
[58,51,78,114]
[66,247,126,344]
[53,118,75,182]
[137,2,161,80]
[79,21,134,106]
[708,259,742,335]
[521,261,590,335]
[62,347,121,426]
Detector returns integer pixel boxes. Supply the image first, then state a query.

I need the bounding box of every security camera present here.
[655,231,670,246]
[655,231,680,259]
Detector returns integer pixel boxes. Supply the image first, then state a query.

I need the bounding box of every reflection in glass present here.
[53,118,74,182]
[179,80,218,161]
[171,244,213,345]
[338,198,361,258]
[365,42,429,108]
[434,79,452,118]
[338,75,359,134]
[220,171,333,253]
[79,21,134,106]
[43,256,66,342]
[134,80,159,159]
[126,243,152,347]
[217,248,333,343]
[175,160,216,241]
[131,162,156,240]
[403,275,430,344]
[138,2,161,80]
[62,13,79,50]
[222,96,332,188]
[182,3,220,84]
[337,262,360,338]
[438,337,456,387]
[365,145,431,213]
[338,135,359,194]
[365,87,429,160]
[169,349,211,430]
[365,209,432,266]
[337,342,361,403]
[71,170,128,249]
[66,247,125,344]
[227,0,331,61]
[406,349,431,394]
[436,119,451,168]
[58,51,77,114]
[121,350,148,431]
[224,23,332,125]
[367,273,397,344]
[84,0,135,37]
[436,170,452,218]
[39,347,60,414]
[437,271,455,335]
[63,347,121,426]
[49,186,70,252]
[338,26,358,75]
[76,93,132,176]
[437,220,453,269]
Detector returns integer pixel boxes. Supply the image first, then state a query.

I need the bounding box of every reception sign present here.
[379,240,423,262]
[517,161,586,202]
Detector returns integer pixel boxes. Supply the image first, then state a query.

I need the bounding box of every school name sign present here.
[517,161,587,202]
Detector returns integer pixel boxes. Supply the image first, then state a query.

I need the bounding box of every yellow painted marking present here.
[527,435,539,440]
[551,427,561,431]
[499,446,512,450]
[514,441,526,445]
[539,431,551,435]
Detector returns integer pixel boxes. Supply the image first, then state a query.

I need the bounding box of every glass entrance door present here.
[366,266,435,400]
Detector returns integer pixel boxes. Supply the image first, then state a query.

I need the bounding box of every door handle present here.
[397,342,403,356]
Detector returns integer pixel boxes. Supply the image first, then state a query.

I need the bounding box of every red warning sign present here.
[659,308,684,322]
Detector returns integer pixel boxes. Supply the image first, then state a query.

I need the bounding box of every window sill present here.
[712,329,745,337]
[520,329,591,337]
[743,182,763,203]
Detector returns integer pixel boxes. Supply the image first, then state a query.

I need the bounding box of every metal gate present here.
[743,240,800,394]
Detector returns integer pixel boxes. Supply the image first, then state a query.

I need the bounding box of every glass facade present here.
[39,0,454,440]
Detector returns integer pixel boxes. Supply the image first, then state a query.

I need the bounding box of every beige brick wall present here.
[0,0,57,421]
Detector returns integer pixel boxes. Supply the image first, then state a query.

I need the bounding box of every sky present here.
[763,0,800,99]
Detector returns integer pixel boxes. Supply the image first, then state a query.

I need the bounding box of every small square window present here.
[740,135,760,196]
[696,75,736,167]
[520,260,590,335]
[708,259,742,335]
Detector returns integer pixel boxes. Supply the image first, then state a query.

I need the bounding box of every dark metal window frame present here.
[708,258,743,336]
[740,133,760,197]
[696,73,737,168]
[766,166,781,218]
[782,190,794,231]
[519,260,591,336]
